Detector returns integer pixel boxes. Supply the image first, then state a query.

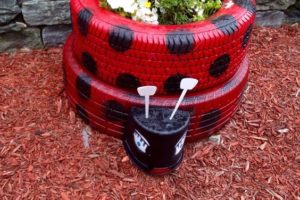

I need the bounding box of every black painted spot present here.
[76,73,92,100]
[116,73,140,90]
[164,74,187,94]
[211,15,238,35]
[109,26,134,52]
[166,30,195,54]
[209,54,231,77]
[76,104,90,124]
[104,100,126,121]
[234,0,256,14]
[242,24,253,48]
[82,52,97,75]
[200,109,221,131]
[78,8,93,36]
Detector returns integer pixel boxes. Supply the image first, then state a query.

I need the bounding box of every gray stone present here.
[285,9,300,23]
[0,28,43,52]
[257,0,296,11]
[255,11,286,27]
[209,135,222,145]
[42,25,72,47]
[295,1,300,9]
[0,22,27,34]
[22,0,71,26]
[0,0,21,25]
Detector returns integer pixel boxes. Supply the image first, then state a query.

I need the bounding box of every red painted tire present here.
[67,91,242,141]
[69,0,255,94]
[63,36,249,141]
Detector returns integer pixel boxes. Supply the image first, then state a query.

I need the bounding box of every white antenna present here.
[169,78,198,120]
[137,86,157,119]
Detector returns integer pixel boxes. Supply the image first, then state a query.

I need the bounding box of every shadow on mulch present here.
[0,26,299,199]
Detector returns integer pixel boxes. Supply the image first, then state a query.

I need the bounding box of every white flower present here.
[225,1,234,9]
[123,2,138,13]
[134,7,159,25]
[107,0,159,24]
[107,0,137,13]
[106,0,121,9]
[196,7,204,17]
[137,0,148,5]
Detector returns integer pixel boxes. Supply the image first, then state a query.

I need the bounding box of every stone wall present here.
[256,0,300,26]
[0,0,299,52]
[0,0,71,52]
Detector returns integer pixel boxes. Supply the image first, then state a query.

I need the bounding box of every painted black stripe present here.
[104,100,127,122]
[234,0,256,14]
[109,26,134,52]
[242,24,253,48]
[82,52,97,75]
[76,104,90,124]
[76,73,92,100]
[211,15,238,35]
[78,8,93,36]
[200,109,221,130]
[166,30,195,54]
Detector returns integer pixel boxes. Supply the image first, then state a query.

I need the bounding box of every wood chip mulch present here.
[0,26,299,200]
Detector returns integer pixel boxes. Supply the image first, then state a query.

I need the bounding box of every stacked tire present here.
[64,0,256,141]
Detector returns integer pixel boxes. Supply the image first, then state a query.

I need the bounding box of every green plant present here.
[100,0,222,25]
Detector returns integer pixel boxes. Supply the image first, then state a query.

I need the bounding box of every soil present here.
[0,26,299,199]
[132,107,190,134]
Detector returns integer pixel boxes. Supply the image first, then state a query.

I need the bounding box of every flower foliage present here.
[100,0,222,25]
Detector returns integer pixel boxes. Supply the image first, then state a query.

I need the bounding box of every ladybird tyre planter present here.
[63,35,249,141]
[70,0,255,94]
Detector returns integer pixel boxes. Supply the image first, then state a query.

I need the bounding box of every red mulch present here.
[0,26,299,199]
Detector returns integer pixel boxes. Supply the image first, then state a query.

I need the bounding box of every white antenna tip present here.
[137,86,157,96]
[180,78,198,90]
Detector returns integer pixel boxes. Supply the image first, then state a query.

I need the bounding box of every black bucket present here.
[123,106,190,175]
